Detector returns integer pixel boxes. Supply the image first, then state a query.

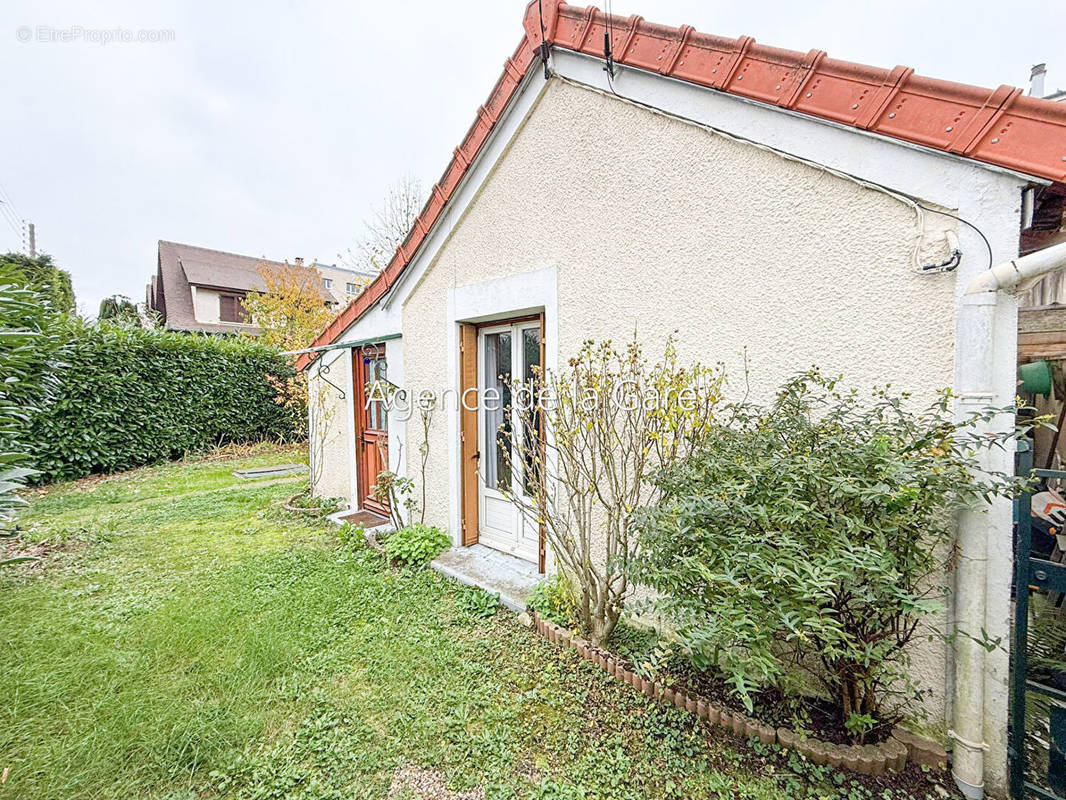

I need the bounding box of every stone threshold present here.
[431,544,540,612]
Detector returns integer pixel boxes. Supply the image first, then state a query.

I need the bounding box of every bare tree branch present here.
[504,335,724,645]
[339,176,425,275]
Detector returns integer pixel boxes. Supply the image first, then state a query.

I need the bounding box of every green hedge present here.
[27,321,301,483]
[0,270,65,535]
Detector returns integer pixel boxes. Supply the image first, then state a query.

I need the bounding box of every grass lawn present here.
[0,446,950,800]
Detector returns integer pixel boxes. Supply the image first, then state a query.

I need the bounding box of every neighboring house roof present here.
[315,261,377,281]
[298,0,1066,369]
[152,240,330,334]
[179,257,270,293]
[314,261,379,304]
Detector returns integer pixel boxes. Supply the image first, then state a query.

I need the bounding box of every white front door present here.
[478,320,541,564]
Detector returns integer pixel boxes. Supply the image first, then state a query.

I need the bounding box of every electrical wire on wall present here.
[603,0,616,89]
[556,62,997,275]
[537,0,551,80]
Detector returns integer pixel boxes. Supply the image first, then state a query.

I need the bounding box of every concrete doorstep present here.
[431,544,540,612]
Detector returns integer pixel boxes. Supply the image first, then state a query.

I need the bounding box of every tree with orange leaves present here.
[244,261,336,353]
[243,261,338,430]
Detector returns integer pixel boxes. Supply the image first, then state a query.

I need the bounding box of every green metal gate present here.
[1011,440,1066,799]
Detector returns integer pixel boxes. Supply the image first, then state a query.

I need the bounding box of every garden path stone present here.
[232,464,309,479]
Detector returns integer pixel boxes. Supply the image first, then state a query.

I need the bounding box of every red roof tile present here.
[298,0,1066,368]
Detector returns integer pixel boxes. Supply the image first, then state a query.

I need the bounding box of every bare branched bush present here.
[505,335,724,644]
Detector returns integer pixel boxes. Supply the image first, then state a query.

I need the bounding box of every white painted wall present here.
[380,337,405,501]
[309,349,352,501]
[190,285,255,327]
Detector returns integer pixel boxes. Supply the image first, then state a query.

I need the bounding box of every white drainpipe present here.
[966,243,1066,297]
[953,239,1066,799]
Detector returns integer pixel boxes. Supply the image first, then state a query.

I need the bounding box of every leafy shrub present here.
[457,586,500,619]
[0,252,75,315]
[336,522,365,549]
[382,523,450,566]
[372,469,415,530]
[630,371,1022,736]
[25,319,301,483]
[0,268,65,557]
[526,573,578,628]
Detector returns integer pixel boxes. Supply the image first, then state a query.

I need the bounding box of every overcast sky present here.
[2,0,1064,316]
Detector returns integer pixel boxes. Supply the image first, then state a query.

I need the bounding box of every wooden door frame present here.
[353,346,389,515]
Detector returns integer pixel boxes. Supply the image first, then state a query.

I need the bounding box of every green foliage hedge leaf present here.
[0,270,65,530]
[25,319,300,483]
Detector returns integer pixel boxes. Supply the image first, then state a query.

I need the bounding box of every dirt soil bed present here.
[673,662,894,746]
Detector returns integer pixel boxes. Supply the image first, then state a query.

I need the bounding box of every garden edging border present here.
[530,612,947,777]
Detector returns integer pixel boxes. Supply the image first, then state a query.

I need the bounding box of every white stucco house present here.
[299,2,1066,796]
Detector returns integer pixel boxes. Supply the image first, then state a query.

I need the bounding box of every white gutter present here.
[952,239,1066,800]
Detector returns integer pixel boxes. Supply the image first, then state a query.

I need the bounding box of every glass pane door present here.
[366,356,388,432]
[520,325,541,494]
[482,330,512,492]
[478,319,544,565]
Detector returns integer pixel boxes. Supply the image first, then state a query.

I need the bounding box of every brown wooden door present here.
[354,347,389,515]
[459,323,479,546]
